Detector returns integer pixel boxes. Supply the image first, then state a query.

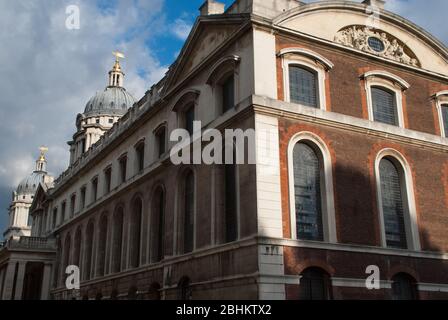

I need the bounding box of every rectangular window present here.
[70,194,76,217]
[372,87,398,126]
[119,156,127,183]
[104,167,112,193]
[136,143,145,173]
[157,129,166,158]
[92,177,98,202]
[222,75,235,113]
[80,186,86,209]
[441,104,448,136]
[52,208,58,229]
[185,106,195,136]
[289,65,318,108]
[61,202,66,223]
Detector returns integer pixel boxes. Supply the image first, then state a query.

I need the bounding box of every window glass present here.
[289,66,318,108]
[372,87,398,125]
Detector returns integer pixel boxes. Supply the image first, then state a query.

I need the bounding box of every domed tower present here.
[4,147,54,240]
[68,52,137,165]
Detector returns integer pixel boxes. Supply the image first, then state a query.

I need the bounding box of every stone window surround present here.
[287,131,337,243]
[278,47,334,111]
[434,91,448,138]
[374,148,421,251]
[362,70,410,128]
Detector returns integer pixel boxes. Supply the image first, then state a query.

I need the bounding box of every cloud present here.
[0,0,169,231]
[170,18,193,40]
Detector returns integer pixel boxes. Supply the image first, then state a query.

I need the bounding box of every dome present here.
[16,171,47,196]
[84,86,136,116]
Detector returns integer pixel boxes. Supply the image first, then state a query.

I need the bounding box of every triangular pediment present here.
[164,16,248,94]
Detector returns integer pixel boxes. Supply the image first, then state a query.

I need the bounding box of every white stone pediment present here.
[273,3,448,75]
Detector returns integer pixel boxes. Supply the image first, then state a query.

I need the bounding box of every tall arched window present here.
[392,273,418,300]
[293,142,323,241]
[96,215,108,277]
[84,222,94,280]
[112,207,124,273]
[73,228,82,269]
[130,197,142,268]
[62,234,71,284]
[183,171,195,254]
[299,267,331,300]
[178,277,192,300]
[379,158,407,249]
[224,145,238,243]
[371,86,398,126]
[151,187,165,262]
[289,66,318,108]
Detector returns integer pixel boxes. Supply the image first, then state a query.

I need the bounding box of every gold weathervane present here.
[39,146,49,161]
[112,51,125,62]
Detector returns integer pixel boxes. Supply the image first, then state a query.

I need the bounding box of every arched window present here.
[289,66,318,108]
[73,228,82,269]
[379,158,408,249]
[392,273,418,300]
[184,104,195,136]
[371,86,398,126]
[84,222,94,280]
[62,234,71,284]
[178,277,192,300]
[128,286,138,300]
[151,187,165,262]
[183,171,195,254]
[148,282,161,300]
[130,197,142,268]
[293,142,323,241]
[224,145,238,243]
[299,267,331,300]
[112,207,124,273]
[96,215,108,277]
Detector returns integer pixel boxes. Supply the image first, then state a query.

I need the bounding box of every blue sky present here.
[0,0,447,234]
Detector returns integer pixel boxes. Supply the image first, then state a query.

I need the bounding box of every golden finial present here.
[39,146,48,161]
[112,51,125,71]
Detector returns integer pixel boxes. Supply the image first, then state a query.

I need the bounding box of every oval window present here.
[368,37,385,52]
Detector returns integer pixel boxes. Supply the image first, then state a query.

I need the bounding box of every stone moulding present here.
[334,25,421,67]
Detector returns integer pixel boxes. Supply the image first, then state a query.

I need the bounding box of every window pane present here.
[184,172,194,253]
[158,129,166,157]
[222,75,235,113]
[441,104,448,136]
[293,143,323,241]
[300,268,330,300]
[379,159,407,249]
[225,162,238,243]
[392,274,417,300]
[372,87,398,125]
[185,106,195,136]
[289,66,318,108]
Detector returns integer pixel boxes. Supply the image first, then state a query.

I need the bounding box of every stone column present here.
[13,261,27,300]
[40,263,53,300]
[1,262,17,300]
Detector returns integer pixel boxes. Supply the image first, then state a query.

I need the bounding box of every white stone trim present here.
[278,47,334,70]
[331,277,392,289]
[434,91,448,138]
[374,149,421,251]
[362,70,411,90]
[258,236,448,260]
[417,282,448,293]
[364,72,406,128]
[280,49,330,111]
[287,132,337,243]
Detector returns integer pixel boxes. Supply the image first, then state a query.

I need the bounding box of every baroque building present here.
[1,0,448,300]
